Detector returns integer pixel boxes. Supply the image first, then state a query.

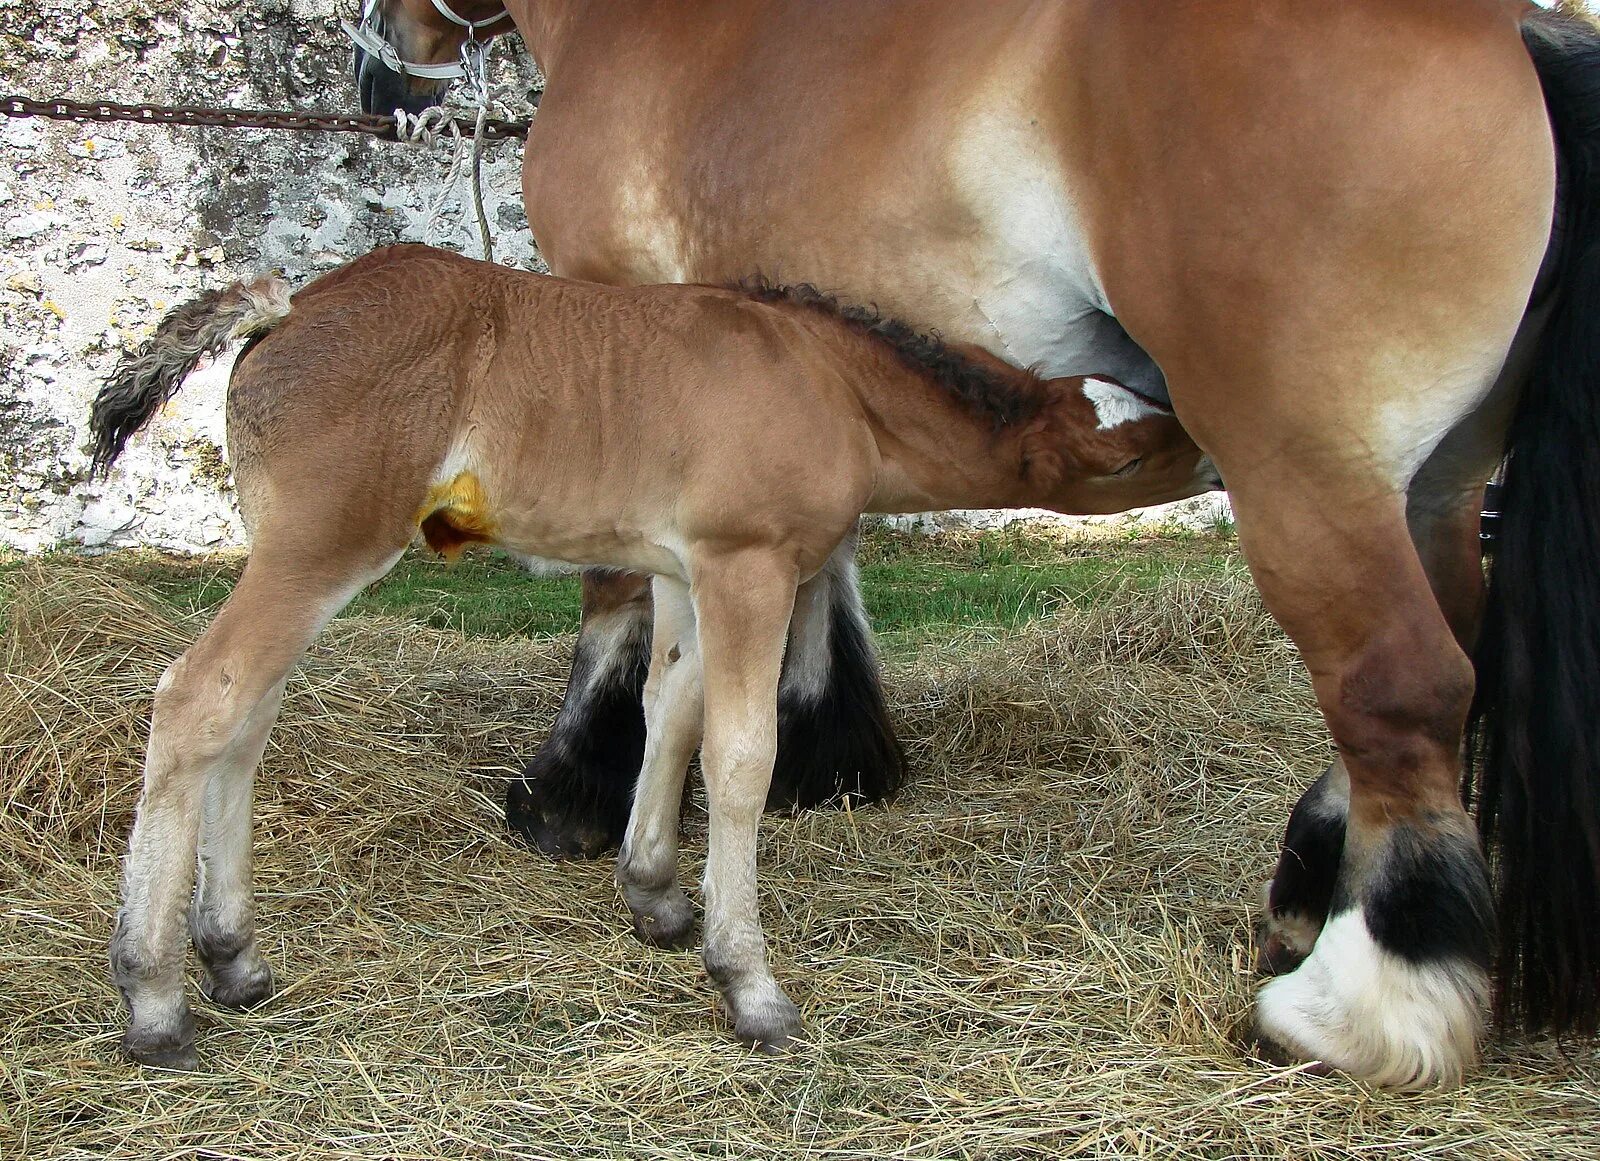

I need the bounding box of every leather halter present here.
[342,0,509,82]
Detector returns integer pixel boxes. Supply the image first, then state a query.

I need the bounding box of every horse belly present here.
[950,113,1169,402]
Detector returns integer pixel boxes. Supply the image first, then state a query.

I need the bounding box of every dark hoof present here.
[631,911,696,951]
[730,995,803,1053]
[122,1025,198,1071]
[1256,929,1310,977]
[735,1020,798,1054]
[1241,1024,1334,1077]
[202,960,275,1010]
[506,773,627,859]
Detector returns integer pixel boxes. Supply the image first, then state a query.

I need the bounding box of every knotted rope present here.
[389,39,502,263]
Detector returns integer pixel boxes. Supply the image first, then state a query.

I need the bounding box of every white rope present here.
[389,41,499,262]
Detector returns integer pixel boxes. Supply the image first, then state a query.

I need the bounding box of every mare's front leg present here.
[691,549,803,1049]
[616,577,703,948]
[1220,461,1491,1088]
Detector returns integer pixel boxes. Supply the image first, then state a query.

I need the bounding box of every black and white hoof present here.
[1252,910,1488,1088]
[1252,824,1492,1089]
[506,760,634,859]
[1259,764,1347,976]
[766,565,907,812]
[506,599,651,859]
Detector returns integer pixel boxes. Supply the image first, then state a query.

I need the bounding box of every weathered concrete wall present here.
[1,0,541,552]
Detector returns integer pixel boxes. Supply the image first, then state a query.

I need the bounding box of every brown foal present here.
[90,244,1211,1066]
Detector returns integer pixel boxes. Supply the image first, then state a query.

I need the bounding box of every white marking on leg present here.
[1255,910,1487,1089]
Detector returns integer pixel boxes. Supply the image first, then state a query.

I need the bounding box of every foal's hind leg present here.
[616,576,703,948]
[189,673,287,1009]
[111,540,400,1067]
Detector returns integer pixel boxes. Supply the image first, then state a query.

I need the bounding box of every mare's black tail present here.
[1467,9,1600,1037]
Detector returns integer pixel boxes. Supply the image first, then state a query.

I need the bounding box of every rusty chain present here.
[0,94,530,142]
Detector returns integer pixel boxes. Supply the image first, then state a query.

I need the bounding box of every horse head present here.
[348,0,514,116]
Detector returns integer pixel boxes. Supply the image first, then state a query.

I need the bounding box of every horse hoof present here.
[202,959,275,1010]
[1240,1024,1334,1076]
[731,995,802,1053]
[1252,912,1485,1089]
[631,910,696,951]
[122,1025,198,1071]
[1255,928,1311,977]
[506,767,627,860]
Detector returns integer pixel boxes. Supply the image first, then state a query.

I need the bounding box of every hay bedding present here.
[2,557,1597,1160]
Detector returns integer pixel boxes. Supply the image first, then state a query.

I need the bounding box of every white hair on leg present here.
[1254,910,1488,1089]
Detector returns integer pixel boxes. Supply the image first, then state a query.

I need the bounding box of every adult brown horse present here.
[351,0,1600,1087]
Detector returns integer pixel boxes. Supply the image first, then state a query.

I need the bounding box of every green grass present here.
[3,524,1241,654]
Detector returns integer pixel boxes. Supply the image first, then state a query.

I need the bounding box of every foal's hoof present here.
[731,995,803,1054]
[631,910,696,951]
[202,958,275,1010]
[122,1024,198,1071]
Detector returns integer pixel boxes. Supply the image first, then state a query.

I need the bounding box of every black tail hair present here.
[88,277,290,476]
[1467,10,1600,1038]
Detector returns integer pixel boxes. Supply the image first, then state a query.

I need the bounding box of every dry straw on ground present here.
[2,554,1597,1159]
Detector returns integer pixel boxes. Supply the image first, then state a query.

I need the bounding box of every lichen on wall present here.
[1,0,542,552]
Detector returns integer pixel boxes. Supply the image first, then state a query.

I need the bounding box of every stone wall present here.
[1,0,541,552]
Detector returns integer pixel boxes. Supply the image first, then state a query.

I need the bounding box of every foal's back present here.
[226,246,878,575]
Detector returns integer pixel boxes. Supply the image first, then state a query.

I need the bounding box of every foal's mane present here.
[730,277,1049,428]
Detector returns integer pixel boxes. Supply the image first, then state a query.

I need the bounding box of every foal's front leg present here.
[616,577,703,947]
[690,550,802,1049]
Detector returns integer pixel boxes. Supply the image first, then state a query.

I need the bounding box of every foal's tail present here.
[89,275,293,476]
[1468,9,1600,1039]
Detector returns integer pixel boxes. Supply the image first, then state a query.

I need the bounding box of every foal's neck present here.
[842,344,1051,515]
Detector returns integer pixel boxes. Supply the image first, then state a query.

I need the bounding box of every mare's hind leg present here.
[1257,340,1528,980]
[111,537,402,1067]
[1257,485,1482,977]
